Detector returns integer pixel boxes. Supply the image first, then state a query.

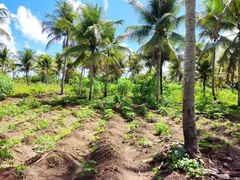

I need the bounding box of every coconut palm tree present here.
[42,1,76,94]
[183,0,198,153]
[37,54,56,84]
[127,52,143,82]
[197,60,212,95]
[65,4,117,100]
[17,49,36,85]
[0,8,10,42]
[198,0,234,101]
[217,0,240,105]
[55,52,63,83]
[0,47,14,73]
[121,0,184,101]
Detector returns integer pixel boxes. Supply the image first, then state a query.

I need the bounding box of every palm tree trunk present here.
[89,49,94,100]
[183,0,198,153]
[60,56,67,95]
[160,57,163,95]
[46,69,49,84]
[212,47,217,100]
[238,59,240,106]
[79,67,84,95]
[104,78,107,98]
[231,69,235,92]
[26,71,30,85]
[156,51,161,101]
[203,78,206,95]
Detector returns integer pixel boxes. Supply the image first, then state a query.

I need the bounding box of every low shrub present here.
[0,74,14,100]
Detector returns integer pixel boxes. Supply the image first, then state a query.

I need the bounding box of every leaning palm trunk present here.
[182,0,198,153]
[238,58,240,106]
[156,51,161,101]
[212,47,217,100]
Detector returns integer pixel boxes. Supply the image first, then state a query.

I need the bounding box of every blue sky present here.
[0,0,202,56]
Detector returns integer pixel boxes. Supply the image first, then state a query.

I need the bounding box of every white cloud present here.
[103,0,108,11]
[120,42,128,47]
[11,6,48,44]
[66,0,83,12]
[36,49,44,55]
[0,4,17,53]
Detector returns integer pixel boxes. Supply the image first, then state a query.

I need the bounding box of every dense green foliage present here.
[0,74,14,100]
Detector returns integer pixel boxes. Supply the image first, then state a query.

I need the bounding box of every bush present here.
[117,79,132,99]
[0,74,14,100]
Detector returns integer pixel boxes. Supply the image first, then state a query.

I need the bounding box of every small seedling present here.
[127,120,139,132]
[16,164,25,177]
[139,137,152,148]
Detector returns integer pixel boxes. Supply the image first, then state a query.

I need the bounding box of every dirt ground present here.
[0,97,240,180]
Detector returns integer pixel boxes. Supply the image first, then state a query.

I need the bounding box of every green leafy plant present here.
[155,121,171,136]
[139,137,152,148]
[152,167,162,180]
[0,140,13,165]
[80,160,97,176]
[16,164,25,177]
[167,144,204,178]
[103,108,115,120]
[96,120,107,133]
[145,112,155,123]
[34,119,50,131]
[0,74,14,100]
[127,120,139,132]
[138,105,149,116]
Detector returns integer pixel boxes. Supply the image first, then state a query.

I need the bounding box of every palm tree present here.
[197,60,211,95]
[42,1,76,94]
[183,0,198,153]
[198,0,233,101]
[37,54,56,84]
[121,0,183,101]
[218,1,240,105]
[55,52,63,83]
[127,52,143,83]
[0,47,14,73]
[65,4,115,100]
[17,49,36,85]
[0,8,10,42]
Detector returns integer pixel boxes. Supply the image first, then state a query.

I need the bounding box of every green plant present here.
[0,74,14,100]
[81,160,97,176]
[34,119,50,131]
[139,137,152,148]
[73,107,95,120]
[0,140,13,165]
[16,164,25,177]
[96,120,107,133]
[103,108,115,120]
[155,121,171,136]
[32,135,56,150]
[138,105,149,116]
[152,168,162,180]
[145,112,155,123]
[117,79,132,99]
[19,96,41,109]
[124,133,137,141]
[127,120,139,132]
[8,124,17,130]
[167,144,204,178]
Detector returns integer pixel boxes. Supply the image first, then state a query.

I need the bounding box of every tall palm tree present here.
[0,8,10,42]
[37,54,56,84]
[183,0,198,153]
[218,1,240,105]
[127,52,143,82]
[17,49,36,85]
[65,4,115,100]
[197,60,212,95]
[0,47,13,73]
[121,0,183,101]
[42,1,76,94]
[198,0,234,101]
[55,52,63,83]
